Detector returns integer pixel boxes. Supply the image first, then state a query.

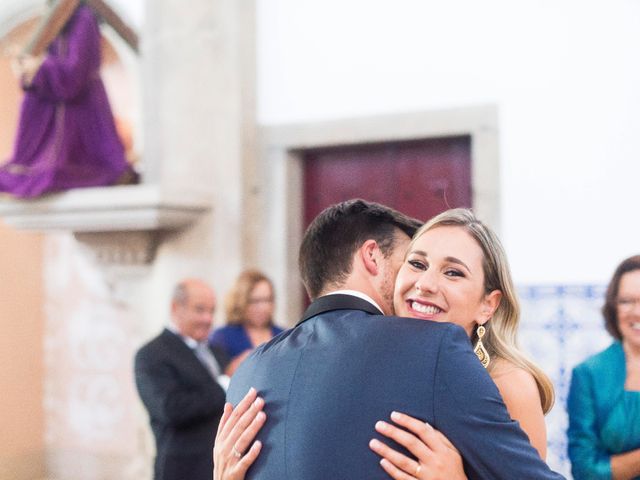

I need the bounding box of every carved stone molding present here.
[0,184,210,265]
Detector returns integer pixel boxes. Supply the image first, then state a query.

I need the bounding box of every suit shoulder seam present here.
[283,322,315,478]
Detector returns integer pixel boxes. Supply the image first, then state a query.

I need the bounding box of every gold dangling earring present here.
[474,324,490,368]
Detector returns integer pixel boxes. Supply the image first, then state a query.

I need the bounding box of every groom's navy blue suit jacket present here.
[227,294,564,479]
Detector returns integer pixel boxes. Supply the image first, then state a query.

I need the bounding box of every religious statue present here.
[0,0,138,198]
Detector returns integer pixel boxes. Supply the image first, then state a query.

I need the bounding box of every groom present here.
[226,199,563,479]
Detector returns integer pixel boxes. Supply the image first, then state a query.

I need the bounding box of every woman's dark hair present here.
[602,255,640,339]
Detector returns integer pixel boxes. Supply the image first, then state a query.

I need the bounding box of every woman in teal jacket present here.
[568,255,640,480]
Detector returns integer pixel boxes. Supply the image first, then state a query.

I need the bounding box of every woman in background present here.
[209,270,283,376]
[568,255,640,480]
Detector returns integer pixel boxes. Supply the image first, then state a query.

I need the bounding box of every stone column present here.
[43,234,152,480]
[137,0,257,475]
[143,0,257,317]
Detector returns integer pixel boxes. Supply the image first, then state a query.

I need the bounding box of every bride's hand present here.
[369,411,467,480]
[213,388,266,480]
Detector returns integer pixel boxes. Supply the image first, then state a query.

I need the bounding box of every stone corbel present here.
[74,230,158,265]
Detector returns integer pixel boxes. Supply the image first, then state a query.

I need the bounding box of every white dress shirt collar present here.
[167,323,200,349]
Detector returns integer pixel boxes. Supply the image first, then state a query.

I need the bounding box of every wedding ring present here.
[232,446,242,458]
[415,463,422,477]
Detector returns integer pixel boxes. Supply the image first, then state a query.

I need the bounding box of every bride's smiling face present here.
[393,225,501,336]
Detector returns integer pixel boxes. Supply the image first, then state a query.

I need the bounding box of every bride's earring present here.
[474,324,490,368]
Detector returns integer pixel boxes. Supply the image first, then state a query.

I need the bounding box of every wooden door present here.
[303,136,472,227]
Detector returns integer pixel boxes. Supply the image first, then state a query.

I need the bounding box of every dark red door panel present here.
[303,136,472,228]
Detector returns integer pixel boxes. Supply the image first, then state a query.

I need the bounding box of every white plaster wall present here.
[108,0,143,29]
[256,0,640,285]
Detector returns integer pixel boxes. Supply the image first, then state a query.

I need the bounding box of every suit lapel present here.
[160,329,213,380]
[298,294,382,325]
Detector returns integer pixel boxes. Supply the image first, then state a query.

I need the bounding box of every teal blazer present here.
[567,342,640,480]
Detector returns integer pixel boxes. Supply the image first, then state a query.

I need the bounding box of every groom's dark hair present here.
[299,199,422,300]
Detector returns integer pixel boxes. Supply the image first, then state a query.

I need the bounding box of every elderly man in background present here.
[135,278,229,480]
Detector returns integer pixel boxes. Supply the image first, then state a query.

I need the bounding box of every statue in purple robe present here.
[0,4,136,198]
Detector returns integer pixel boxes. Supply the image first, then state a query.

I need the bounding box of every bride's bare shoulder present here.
[490,359,541,408]
[489,359,547,458]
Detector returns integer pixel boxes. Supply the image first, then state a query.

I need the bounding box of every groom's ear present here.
[358,239,381,276]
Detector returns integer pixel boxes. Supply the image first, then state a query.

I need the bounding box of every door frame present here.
[253,105,500,325]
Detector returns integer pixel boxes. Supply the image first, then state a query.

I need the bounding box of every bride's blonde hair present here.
[412,208,554,413]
